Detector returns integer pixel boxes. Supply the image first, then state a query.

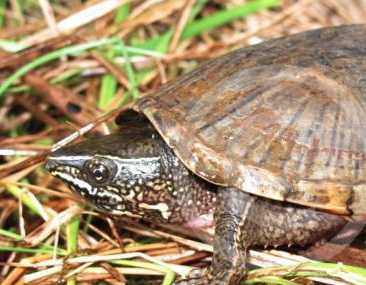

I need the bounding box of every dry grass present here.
[1,1,366,284]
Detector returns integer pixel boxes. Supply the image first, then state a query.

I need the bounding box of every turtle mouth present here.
[45,158,81,177]
[45,156,90,195]
[45,162,87,192]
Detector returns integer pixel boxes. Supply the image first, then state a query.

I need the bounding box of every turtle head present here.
[45,128,176,221]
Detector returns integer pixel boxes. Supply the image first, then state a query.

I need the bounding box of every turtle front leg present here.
[176,187,347,285]
[207,187,256,284]
[176,187,257,285]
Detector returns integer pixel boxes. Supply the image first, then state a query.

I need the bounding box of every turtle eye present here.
[85,160,110,183]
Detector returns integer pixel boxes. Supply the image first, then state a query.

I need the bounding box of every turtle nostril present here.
[44,159,59,172]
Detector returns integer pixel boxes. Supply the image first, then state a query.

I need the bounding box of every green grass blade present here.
[99,74,118,110]
[246,276,301,285]
[0,38,119,97]
[6,184,49,221]
[66,217,80,255]
[162,270,176,285]
[7,69,80,94]
[0,228,22,240]
[114,3,130,24]
[0,39,26,52]
[131,30,173,53]
[182,0,280,39]
[123,46,165,57]
[118,41,139,99]
[66,216,80,285]
[0,0,5,27]
[112,259,175,285]
[125,32,172,91]
[248,260,366,285]
[0,245,67,255]
[11,0,23,25]
[98,50,118,110]
[188,0,209,23]
[51,69,82,84]
[131,0,277,56]
[303,261,366,277]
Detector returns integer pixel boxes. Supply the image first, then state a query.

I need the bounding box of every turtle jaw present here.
[44,153,93,199]
[45,153,128,215]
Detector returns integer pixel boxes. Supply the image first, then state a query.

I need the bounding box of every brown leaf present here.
[121,0,185,30]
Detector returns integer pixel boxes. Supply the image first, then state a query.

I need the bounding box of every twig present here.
[38,0,58,35]
[169,0,196,52]
[19,0,133,47]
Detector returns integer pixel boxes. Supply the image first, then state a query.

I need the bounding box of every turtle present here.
[45,24,366,285]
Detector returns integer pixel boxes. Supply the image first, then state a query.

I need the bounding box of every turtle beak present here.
[44,158,59,172]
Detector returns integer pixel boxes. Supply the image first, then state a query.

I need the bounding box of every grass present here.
[1,1,366,285]
[5,183,49,221]
[0,38,120,96]
[114,3,130,25]
[0,0,5,27]
[181,0,280,39]
[119,40,140,100]
[246,259,366,285]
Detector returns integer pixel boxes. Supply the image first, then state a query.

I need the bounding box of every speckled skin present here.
[45,25,366,285]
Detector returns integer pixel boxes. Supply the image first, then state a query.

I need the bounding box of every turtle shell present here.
[130,25,366,218]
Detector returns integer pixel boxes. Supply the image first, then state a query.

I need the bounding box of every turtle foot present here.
[174,267,245,285]
[174,268,205,285]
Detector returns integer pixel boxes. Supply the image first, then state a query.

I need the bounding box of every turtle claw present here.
[173,268,207,285]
